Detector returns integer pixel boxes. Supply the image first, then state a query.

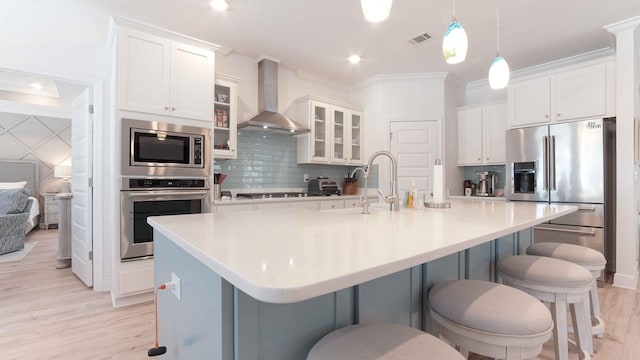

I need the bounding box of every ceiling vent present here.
[408,32,433,45]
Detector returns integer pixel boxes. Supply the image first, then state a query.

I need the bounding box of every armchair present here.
[0,189,33,255]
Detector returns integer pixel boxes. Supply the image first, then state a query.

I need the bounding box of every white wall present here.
[350,75,449,197]
[605,18,640,289]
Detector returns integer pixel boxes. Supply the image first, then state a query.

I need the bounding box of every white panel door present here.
[482,104,508,164]
[457,108,483,165]
[390,120,439,203]
[170,41,215,121]
[71,88,93,287]
[508,77,551,128]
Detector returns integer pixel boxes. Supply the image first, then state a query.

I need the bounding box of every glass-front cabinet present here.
[213,78,237,159]
[312,102,329,161]
[350,111,363,163]
[296,96,364,165]
[331,107,346,163]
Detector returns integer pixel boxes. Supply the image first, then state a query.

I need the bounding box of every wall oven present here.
[121,118,211,177]
[120,178,211,261]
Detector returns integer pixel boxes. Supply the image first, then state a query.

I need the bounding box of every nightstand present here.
[41,192,59,229]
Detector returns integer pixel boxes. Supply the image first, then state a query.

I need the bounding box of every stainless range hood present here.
[237,58,310,135]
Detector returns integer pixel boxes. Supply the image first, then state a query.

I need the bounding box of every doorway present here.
[0,69,100,288]
[390,120,440,202]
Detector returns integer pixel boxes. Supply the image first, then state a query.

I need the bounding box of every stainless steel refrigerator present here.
[505,117,616,283]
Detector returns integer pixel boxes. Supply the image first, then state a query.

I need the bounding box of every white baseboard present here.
[111,290,153,308]
[613,269,639,289]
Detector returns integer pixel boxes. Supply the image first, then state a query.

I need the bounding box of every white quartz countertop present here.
[213,194,374,205]
[148,200,577,304]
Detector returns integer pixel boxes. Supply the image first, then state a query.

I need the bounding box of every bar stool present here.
[307,323,465,360]
[498,255,594,360]
[526,242,606,338]
[428,280,553,360]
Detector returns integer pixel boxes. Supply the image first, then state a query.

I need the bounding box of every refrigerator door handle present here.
[577,205,597,211]
[543,136,549,190]
[549,135,557,190]
[534,225,596,236]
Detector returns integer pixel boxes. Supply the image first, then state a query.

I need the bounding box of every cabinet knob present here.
[545,114,549,118]
[172,107,176,111]
[164,106,169,110]
[556,113,561,117]
[486,157,489,160]
[477,158,481,161]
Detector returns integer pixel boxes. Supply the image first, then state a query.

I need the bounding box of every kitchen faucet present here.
[363,150,400,212]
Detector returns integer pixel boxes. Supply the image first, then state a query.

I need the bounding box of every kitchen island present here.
[149,200,577,360]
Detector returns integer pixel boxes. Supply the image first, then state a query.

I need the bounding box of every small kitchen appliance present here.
[308,177,340,196]
[475,171,498,196]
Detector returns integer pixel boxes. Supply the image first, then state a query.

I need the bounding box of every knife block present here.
[343,180,358,195]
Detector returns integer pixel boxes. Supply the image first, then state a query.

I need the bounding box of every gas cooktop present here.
[236,192,309,199]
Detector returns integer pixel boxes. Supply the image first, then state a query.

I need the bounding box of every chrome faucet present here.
[364,150,400,212]
[350,167,369,214]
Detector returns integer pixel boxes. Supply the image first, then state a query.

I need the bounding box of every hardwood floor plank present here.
[2,229,639,359]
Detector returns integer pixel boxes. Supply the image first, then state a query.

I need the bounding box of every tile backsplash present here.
[215,131,377,192]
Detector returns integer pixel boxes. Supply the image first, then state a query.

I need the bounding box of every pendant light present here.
[442,0,468,64]
[488,0,510,89]
[361,0,393,23]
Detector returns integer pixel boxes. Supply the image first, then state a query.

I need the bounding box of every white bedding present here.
[24,196,40,234]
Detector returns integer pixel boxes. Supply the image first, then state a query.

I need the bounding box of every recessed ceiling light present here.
[348,55,361,64]
[210,0,228,11]
[30,82,43,90]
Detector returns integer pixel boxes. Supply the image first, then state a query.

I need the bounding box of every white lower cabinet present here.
[319,199,345,210]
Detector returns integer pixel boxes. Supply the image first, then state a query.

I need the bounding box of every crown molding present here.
[466,48,615,90]
[351,72,449,91]
[604,15,640,34]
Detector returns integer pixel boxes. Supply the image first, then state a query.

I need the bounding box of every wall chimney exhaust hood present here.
[237,57,310,135]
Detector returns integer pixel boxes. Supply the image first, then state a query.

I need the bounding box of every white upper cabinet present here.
[508,62,609,128]
[297,96,364,165]
[458,103,507,166]
[117,27,215,123]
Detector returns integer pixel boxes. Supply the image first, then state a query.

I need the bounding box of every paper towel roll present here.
[433,160,444,203]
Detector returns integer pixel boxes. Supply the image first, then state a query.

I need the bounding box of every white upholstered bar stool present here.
[307,323,465,360]
[498,255,594,360]
[526,242,606,338]
[428,280,553,360]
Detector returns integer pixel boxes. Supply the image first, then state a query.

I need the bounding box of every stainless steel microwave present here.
[121,118,211,177]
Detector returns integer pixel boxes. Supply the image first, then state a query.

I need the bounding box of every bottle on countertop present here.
[408,178,418,209]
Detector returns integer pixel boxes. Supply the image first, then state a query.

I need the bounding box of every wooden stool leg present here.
[571,293,594,357]
[551,294,569,360]
[589,276,605,339]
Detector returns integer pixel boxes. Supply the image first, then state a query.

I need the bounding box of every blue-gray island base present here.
[150,201,577,359]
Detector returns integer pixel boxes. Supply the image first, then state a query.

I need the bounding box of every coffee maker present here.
[476,171,498,196]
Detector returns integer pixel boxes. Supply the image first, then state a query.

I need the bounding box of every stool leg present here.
[571,293,594,358]
[589,275,605,339]
[551,294,569,360]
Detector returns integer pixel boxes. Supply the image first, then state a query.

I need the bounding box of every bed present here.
[0,160,40,234]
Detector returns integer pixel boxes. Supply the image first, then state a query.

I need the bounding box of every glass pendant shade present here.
[489,55,510,89]
[361,0,393,22]
[442,20,468,64]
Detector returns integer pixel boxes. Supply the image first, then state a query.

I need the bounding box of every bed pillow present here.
[0,188,30,215]
[0,181,27,189]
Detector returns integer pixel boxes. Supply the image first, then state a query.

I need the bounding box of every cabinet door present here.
[331,107,347,163]
[213,79,237,159]
[311,102,330,162]
[553,64,606,121]
[349,111,363,164]
[508,77,551,128]
[482,104,507,164]
[457,108,483,165]
[118,28,170,115]
[170,41,215,121]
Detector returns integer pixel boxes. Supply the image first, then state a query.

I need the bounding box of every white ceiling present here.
[50,1,640,86]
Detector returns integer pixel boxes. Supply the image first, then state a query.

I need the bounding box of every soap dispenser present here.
[409,178,418,208]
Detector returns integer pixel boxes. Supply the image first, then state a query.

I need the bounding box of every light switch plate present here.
[171,273,181,301]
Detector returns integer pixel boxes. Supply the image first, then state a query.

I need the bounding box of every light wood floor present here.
[0,230,154,360]
[1,230,639,359]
